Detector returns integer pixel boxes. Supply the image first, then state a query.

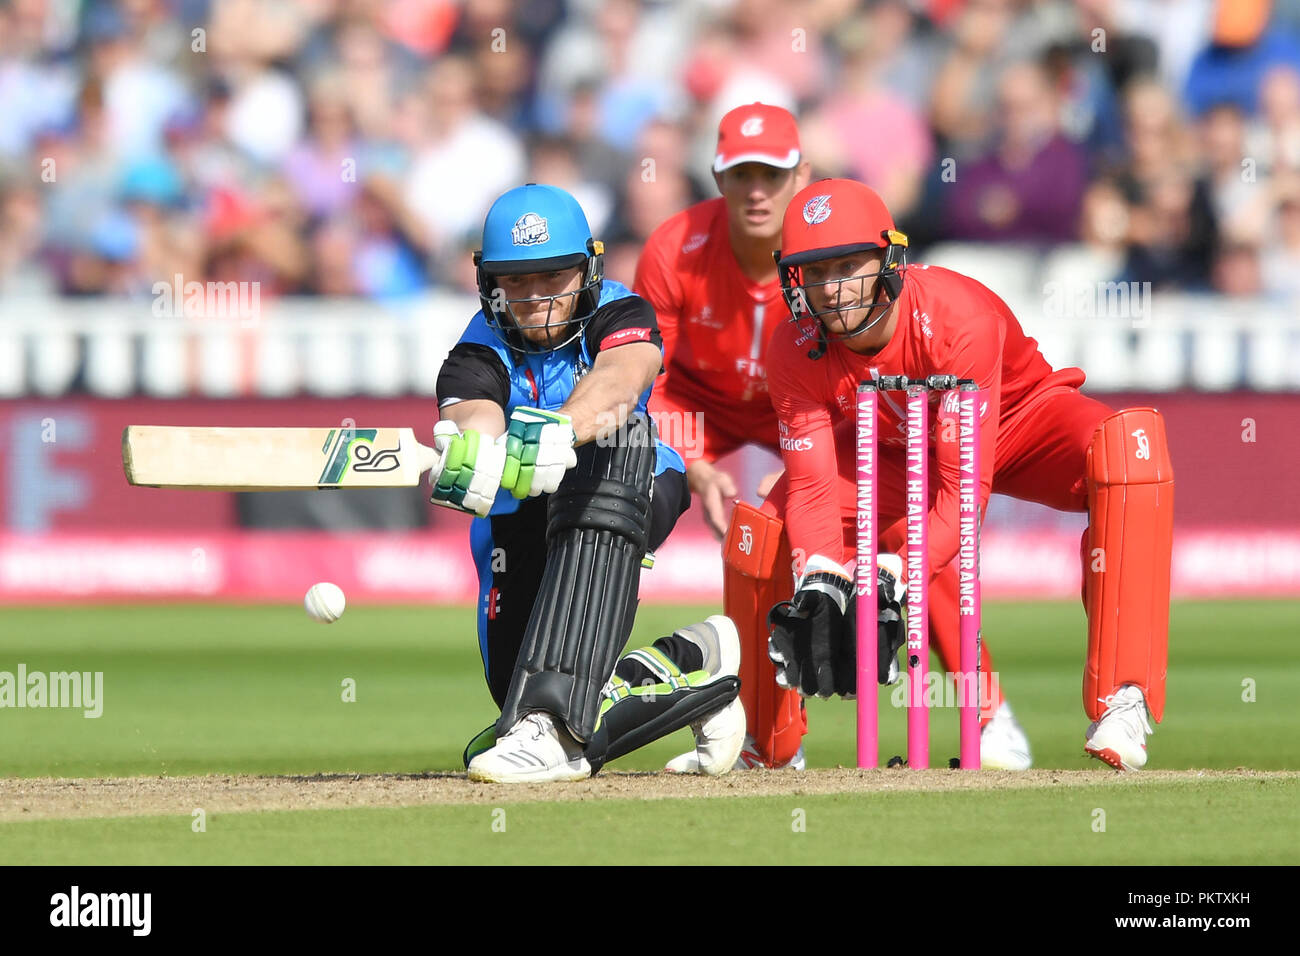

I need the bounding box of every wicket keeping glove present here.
[767,553,908,698]
[767,555,855,699]
[875,553,906,686]
[428,421,507,518]
[499,407,577,499]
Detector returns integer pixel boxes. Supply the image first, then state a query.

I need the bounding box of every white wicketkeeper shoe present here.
[1085,684,1153,771]
[467,712,592,783]
[660,615,747,775]
[979,701,1032,770]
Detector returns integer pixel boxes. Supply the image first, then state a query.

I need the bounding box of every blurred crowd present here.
[3,0,1300,303]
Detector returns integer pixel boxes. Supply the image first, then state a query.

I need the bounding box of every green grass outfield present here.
[0,599,1297,864]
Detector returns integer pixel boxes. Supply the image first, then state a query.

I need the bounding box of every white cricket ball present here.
[304,582,347,623]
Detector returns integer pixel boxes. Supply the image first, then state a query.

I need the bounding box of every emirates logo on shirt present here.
[689,304,724,329]
[912,309,933,339]
[803,194,832,225]
[740,116,764,137]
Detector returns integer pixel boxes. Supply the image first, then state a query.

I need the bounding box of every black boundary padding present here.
[586,676,741,775]
[495,413,656,743]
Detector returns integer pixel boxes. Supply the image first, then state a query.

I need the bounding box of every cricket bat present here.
[122,426,440,490]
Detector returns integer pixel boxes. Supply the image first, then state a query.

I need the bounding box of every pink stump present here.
[855,383,878,768]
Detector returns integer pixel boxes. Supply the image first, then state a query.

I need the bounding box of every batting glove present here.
[499,407,577,499]
[428,420,507,518]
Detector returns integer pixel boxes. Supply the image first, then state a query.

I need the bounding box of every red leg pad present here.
[1084,408,1174,723]
[724,502,806,766]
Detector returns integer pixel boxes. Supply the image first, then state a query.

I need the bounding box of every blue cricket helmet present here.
[474,184,606,353]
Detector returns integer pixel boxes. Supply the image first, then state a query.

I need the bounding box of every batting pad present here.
[495,413,656,744]
[587,672,741,775]
[1084,407,1174,723]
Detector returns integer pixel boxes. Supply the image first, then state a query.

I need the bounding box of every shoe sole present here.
[663,756,700,774]
[980,757,1032,771]
[467,765,590,783]
[1084,744,1139,772]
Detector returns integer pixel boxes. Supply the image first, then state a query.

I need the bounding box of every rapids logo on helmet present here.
[803,194,832,225]
[740,116,764,136]
[511,213,550,246]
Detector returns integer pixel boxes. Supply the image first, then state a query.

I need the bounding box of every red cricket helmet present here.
[774,179,909,353]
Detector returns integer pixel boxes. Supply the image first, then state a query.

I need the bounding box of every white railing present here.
[1,290,1298,397]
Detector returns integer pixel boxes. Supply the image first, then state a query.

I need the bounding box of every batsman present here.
[746,178,1173,771]
[430,183,746,782]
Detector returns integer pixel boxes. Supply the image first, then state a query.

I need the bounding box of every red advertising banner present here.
[2,392,1297,532]
[0,393,1297,602]
[1,527,1297,603]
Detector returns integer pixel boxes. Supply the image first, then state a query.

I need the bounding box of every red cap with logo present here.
[777,179,897,266]
[714,103,801,173]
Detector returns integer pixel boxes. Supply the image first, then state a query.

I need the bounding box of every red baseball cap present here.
[777,179,897,266]
[713,103,801,173]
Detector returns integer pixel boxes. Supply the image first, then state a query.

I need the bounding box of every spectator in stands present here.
[930,0,1021,158]
[944,59,1088,243]
[800,2,935,220]
[1184,0,1300,117]
[534,0,682,150]
[1248,65,1300,173]
[404,56,524,269]
[1212,240,1265,295]
[1260,177,1300,297]
[0,175,47,295]
[1200,101,1275,244]
[1100,78,1216,289]
[525,134,613,236]
[84,1,190,163]
[1111,0,1215,97]
[1120,170,1217,289]
[282,76,362,221]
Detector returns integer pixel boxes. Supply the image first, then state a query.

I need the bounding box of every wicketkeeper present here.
[744,178,1173,771]
[430,183,746,782]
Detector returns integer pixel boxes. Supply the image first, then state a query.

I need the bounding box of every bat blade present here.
[122,426,439,490]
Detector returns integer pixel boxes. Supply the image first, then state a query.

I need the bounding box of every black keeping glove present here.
[767,566,855,699]
[768,558,909,699]
[875,559,905,686]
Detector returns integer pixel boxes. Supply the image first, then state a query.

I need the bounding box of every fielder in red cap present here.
[636,102,808,538]
[753,178,1174,772]
[635,104,814,772]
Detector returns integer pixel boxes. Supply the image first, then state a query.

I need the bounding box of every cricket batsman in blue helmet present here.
[430,183,746,782]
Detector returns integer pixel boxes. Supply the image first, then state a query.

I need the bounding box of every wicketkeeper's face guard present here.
[476,241,605,354]
[777,231,908,349]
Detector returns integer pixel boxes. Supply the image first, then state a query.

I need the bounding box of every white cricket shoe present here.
[666,734,807,773]
[690,697,747,775]
[661,615,747,775]
[979,701,1032,770]
[467,712,591,783]
[1085,684,1153,771]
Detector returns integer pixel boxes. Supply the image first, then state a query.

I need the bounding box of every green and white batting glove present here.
[428,420,507,518]
[499,407,577,499]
